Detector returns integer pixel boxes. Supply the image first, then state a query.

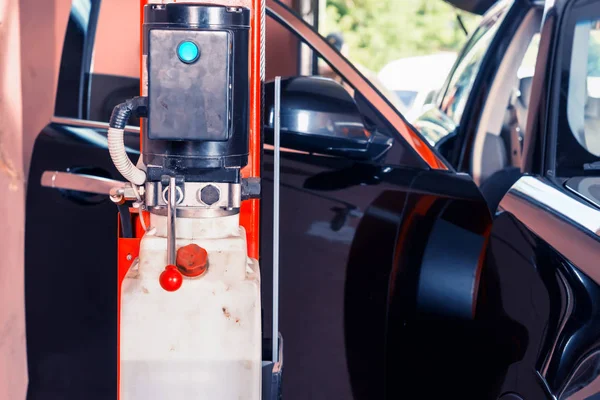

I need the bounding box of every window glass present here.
[395,91,419,111]
[518,33,540,79]
[555,1,600,176]
[567,19,600,156]
[94,0,140,79]
[265,51,426,168]
[261,10,431,168]
[440,9,507,124]
[508,32,540,142]
[321,1,481,119]
[87,0,141,125]
[266,31,425,167]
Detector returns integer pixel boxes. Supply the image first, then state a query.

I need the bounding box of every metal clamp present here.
[145,181,241,209]
[145,181,241,218]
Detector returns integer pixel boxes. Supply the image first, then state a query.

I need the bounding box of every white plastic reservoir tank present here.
[120,213,261,400]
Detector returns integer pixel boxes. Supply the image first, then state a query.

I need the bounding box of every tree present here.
[324,0,480,72]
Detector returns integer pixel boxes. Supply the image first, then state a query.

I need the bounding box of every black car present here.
[26,0,600,399]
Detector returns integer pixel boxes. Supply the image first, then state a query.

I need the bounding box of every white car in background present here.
[378,52,457,121]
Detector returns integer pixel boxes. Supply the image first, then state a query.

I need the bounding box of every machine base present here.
[120,214,261,400]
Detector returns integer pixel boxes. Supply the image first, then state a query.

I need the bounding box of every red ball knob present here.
[159,265,183,292]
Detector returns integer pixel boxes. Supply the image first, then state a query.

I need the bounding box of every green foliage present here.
[324,0,481,72]
[588,31,600,77]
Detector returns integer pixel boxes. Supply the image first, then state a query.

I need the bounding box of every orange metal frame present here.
[241,0,262,260]
[117,2,262,397]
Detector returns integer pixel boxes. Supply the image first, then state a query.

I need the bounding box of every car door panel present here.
[25,125,133,399]
[344,170,495,399]
[487,0,600,396]
[485,177,600,399]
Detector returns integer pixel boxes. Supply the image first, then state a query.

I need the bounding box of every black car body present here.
[25,1,600,400]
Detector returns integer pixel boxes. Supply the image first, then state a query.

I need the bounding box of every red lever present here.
[159,265,183,292]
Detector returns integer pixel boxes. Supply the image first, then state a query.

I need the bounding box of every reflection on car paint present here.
[306,221,355,244]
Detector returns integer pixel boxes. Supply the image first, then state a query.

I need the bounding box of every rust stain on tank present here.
[222,307,231,318]
[241,360,252,370]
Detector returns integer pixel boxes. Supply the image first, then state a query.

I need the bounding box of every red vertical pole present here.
[240,0,263,260]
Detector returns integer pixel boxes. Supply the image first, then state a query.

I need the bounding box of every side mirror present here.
[264,76,392,160]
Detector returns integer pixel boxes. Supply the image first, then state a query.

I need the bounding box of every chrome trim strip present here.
[565,177,600,209]
[500,176,600,283]
[540,268,573,378]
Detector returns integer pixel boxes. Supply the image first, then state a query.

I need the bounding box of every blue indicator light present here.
[177,41,199,64]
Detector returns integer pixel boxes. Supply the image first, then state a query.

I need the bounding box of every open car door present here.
[26,1,495,399]
[265,1,500,399]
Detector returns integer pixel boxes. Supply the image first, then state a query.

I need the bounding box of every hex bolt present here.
[199,185,220,206]
[126,254,133,261]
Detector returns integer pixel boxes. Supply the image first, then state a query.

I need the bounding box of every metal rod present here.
[167,176,177,266]
[41,170,126,195]
[50,116,140,134]
[272,76,281,363]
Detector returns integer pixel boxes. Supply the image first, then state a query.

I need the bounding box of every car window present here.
[95,0,140,79]
[440,7,508,124]
[89,0,141,125]
[555,0,600,176]
[567,19,600,157]
[518,33,540,79]
[395,91,419,111]
[264,16,426,168]
[509,32,539,138]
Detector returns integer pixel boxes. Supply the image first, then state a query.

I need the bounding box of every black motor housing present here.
[142,3,250,183]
